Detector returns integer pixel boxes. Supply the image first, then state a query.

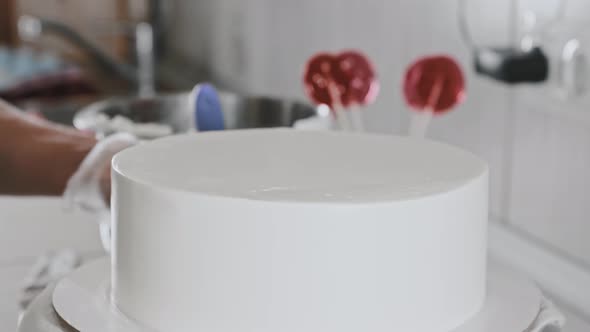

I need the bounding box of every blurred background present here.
[0,0,589,331]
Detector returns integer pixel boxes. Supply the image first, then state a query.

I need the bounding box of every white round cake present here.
[111,129,489,332]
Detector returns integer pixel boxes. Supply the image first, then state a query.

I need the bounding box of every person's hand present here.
[0,99,98,196]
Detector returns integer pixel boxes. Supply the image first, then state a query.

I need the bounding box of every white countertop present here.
[0,196,102,331]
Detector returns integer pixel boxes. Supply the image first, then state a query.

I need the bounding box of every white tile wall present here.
[168,0,590,325]
[509,103,590,266]
[508,0,590,267]
[508,0,590,270]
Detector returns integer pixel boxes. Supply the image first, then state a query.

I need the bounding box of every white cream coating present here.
[111,129,489,332]
[112,129,486,203]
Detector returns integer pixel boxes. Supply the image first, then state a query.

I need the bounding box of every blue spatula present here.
[190,83,224,131]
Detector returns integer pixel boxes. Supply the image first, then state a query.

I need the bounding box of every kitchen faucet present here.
[16,4,162,97]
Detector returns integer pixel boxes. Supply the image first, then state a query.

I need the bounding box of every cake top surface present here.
[112,129,487,204]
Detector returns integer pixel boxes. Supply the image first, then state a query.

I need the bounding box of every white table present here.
[0,196,102,331]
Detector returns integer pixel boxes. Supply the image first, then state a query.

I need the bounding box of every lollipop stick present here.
[408,111,433,138]
[328,84,351,131]
[333,105,350,131]
[348,105,365,132]
[408,77,443,138]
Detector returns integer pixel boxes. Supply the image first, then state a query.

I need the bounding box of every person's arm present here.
[0,99,109,197]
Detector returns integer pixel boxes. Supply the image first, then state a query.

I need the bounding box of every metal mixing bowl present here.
[74,91,319,137]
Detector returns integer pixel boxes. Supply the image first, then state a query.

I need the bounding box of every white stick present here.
[328,84,352,131]
[408,110,433,138]
[348,105,365,132]
[408,77,443,138]
[333,105,351,131]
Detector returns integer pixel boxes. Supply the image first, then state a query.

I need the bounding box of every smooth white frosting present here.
[113,129,485,203]
[111,129,489,332]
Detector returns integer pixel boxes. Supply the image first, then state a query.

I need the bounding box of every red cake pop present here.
[331,50,379,107]
[403,55,465,137]
[303,50,379,131]
[303,53,337,108]
[403,55,465,114]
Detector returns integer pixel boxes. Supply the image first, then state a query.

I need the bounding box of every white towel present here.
[63,132,138,214]
[63,132,138,251]
[525,296,566,332]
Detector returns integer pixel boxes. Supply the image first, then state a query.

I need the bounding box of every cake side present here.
[111,165,488,332]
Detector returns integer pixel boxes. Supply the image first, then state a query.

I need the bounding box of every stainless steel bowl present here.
[74,91,319,137]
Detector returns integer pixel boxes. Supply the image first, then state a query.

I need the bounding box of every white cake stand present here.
[16,258,561,332]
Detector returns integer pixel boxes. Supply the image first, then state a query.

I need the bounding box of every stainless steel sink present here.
[73,91,320,137]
